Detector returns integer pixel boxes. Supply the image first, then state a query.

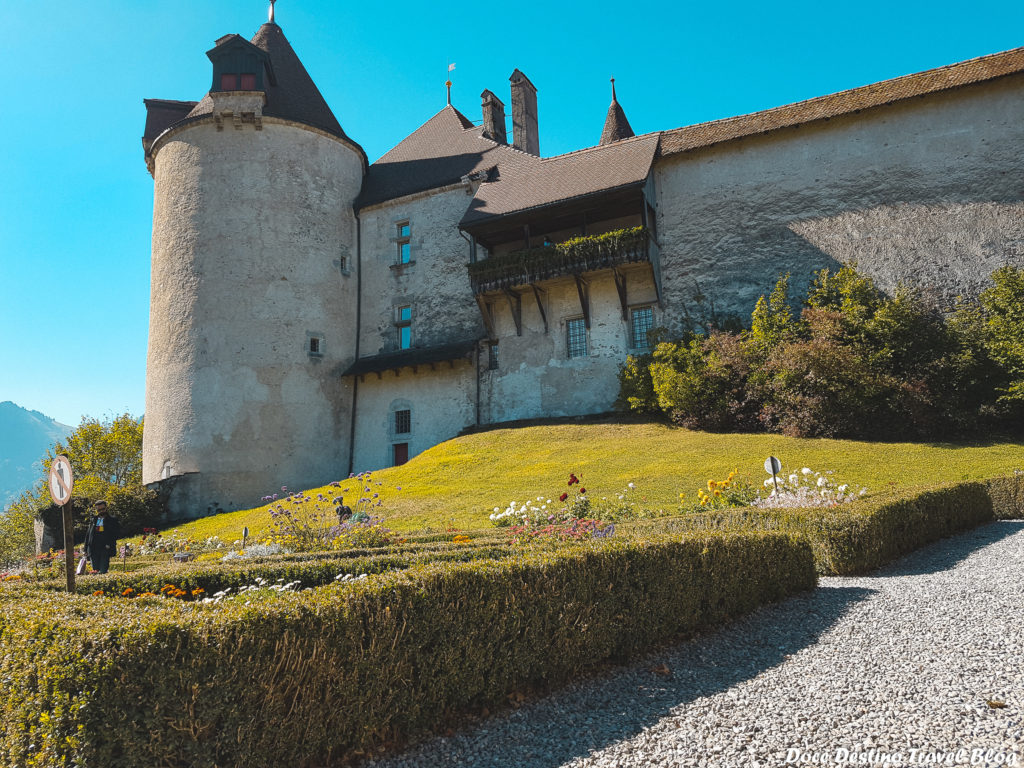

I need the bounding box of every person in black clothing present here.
[85,500,121,574]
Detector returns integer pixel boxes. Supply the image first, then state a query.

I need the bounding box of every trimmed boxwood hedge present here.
[637,473,1024,575]
[0,532,814,768]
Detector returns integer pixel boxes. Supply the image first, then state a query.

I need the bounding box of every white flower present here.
[628,482,636,489]
[493,507,499,513]
[764,478,775,487]
[859,488,867,496]
[789,474,799,485]
[837,485,848,493]
[816,477,827,487]
[802,467,812,475]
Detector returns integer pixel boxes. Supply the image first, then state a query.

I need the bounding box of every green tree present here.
[748,273,796,354]
[978,265,1024,409]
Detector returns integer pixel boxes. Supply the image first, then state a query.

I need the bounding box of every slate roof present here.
[459,133,659,227]
[142,99,198,150]
[355,106,537,210]
[660,46,1024,157]
[343,339,479,377]
[599,81,635,145]
[183,23,362,156]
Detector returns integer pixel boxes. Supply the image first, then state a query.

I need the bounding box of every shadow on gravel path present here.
[872,520,1024,578]
[365,585,875,768]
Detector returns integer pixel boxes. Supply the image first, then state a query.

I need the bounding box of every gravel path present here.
[364,521,1024,768]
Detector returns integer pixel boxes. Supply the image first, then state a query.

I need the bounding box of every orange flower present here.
[92,590,104,596]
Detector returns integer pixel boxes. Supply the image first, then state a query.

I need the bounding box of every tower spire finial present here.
[269,0,276,23]
[445,61,456,106]
[611,76,617,102]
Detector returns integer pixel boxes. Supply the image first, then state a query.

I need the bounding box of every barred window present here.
[394,409,411,435]
[488,342,499,370]
[631,306,654,349]
[567,317,587,358]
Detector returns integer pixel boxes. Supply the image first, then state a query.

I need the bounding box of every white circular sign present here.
[764,456,782,475]
[48,455,74,506]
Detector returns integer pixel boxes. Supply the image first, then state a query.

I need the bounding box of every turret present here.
[141,13,366,516]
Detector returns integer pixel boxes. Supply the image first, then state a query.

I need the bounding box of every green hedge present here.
[636,473,1024,575]
[0,532,813,768]
[31,542,519,597]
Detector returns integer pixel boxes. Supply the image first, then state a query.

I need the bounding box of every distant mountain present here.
[0,402,74,511]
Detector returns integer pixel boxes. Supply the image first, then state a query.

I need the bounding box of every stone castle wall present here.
[654,73,1024,331]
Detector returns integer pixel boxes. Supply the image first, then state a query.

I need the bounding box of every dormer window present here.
[207,34,273,93]
[220,73,258,91]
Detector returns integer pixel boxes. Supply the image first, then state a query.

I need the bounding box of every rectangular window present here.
[567,317,587,358]
[396,305,412,349]
[307,334,324,357]
[220,73,238,91]
[488,342,499,370]
[393,443,409,466]
[397,222,411,264]
[240,73,256,90]
[309,337,320,355]
[631,306,654,349]
[394,410,411,434]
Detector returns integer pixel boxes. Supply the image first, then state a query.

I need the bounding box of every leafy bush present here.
[619,264,1023,440]
[0,532,814,767]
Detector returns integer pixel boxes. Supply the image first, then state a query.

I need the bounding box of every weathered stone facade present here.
[142,18,1024,517]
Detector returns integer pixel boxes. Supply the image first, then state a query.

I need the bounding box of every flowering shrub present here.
[508,518,614,545]
[221,543,289,561]
[265,472,399,552]
[752,466,866,509]
[690,469,757,510]
[136,532,224,556]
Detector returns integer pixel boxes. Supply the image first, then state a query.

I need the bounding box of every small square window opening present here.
[567,317,587,358]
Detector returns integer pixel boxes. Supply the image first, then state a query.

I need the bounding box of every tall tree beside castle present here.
[141,7,1024,518]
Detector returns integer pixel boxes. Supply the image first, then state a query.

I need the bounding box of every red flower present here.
[559,492,568,502]
[580,488,586,494]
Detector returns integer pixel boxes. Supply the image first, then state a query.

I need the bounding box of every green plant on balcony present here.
[468,226,648,288]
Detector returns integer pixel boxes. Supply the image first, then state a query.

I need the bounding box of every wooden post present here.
[62,502,75,593]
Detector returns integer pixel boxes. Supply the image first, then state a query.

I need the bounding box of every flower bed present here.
[0,531,814,768]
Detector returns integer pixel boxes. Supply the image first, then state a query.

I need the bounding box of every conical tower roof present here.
[187,23,362,154]
[599,78,635,145]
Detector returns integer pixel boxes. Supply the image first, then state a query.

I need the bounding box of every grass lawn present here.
[155,418,1024,544]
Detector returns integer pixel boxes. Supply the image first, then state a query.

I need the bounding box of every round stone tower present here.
[142,20,365,516]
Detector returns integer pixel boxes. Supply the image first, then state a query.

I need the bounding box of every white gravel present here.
[364,521,1024,768]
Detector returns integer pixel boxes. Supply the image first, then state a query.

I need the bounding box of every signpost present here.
[48,455,75,593]
[764,456,782,495]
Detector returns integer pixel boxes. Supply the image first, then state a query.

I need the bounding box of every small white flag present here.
[448,63,456,72]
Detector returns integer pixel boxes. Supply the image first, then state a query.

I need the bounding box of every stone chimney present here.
[481,89,507,144]
[509,69,539,156]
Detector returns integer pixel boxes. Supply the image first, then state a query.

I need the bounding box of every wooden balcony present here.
[468,226,651,295]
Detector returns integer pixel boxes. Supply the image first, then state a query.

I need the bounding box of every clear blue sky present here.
[2,0,1021,427]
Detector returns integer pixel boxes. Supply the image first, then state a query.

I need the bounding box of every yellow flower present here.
[714,490,721,497]
[700,497,709,506]
[708,480,716,490]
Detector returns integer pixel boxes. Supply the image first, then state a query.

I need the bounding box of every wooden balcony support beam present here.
[574,275,591,330]
[613,267,628,321]
[475,295,497,340]
[530,284,549,334]
[504,289,523,337]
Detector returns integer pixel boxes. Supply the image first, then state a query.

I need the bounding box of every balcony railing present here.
[468,226,651,295]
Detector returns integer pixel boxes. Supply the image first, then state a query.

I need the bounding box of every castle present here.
[141,7,1024,517]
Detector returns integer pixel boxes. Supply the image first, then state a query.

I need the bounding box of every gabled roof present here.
[599,80,635,145]
[460,133,659,227]
[659,45,1024,157]
[184,23,364,159]
[355,105,537,210]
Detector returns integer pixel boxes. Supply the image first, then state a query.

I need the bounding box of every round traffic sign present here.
[764,456,782,475]
[49,455,74,506]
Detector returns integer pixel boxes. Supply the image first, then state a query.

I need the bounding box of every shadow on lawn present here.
[362,584,874,768]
